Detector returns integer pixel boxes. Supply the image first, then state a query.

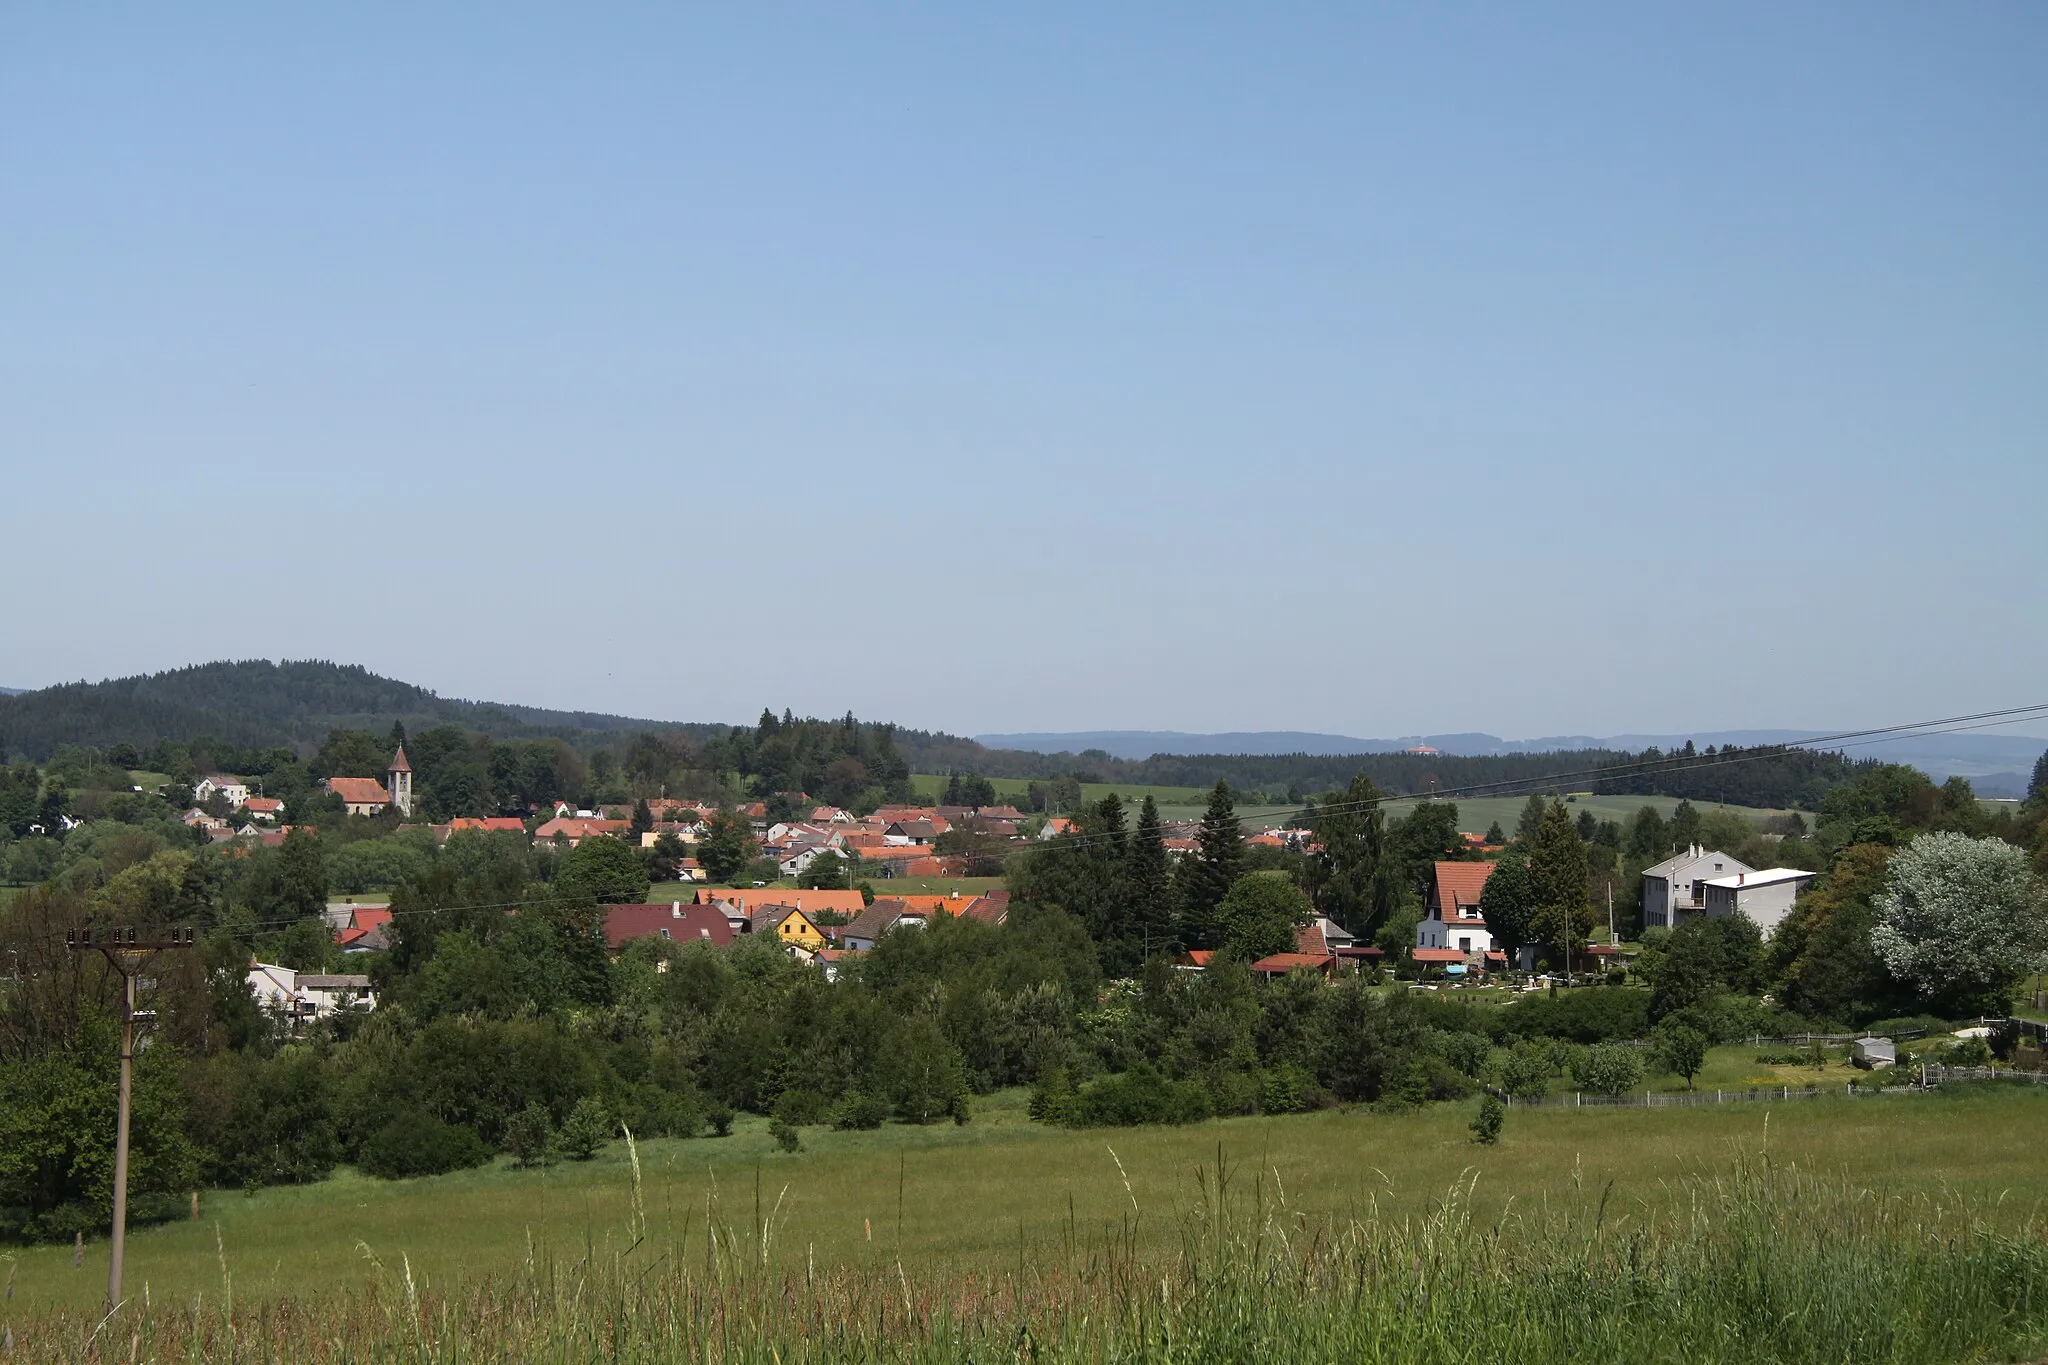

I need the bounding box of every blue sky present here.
[4,3,2044,739]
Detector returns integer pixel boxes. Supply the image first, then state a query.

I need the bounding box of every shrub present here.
[1066,1063,1210,1127]
[832,1092,889,1130]
[1495,988,1649,1044]
[1430,1029,1492,1078]
[1499,1041,1551,1099]
[1470,1094,1504,1144]
[768,1118,802,1153]
[505,1103,554,1167]
[357,1111,491,1179]
[1571,1043,1645,1097]
[1259,1063,1316,1114]
[558,1097,612,1160]
[772,1089,831,1127]
[1655,1024,1709,1090]
[706,1103,735,1137]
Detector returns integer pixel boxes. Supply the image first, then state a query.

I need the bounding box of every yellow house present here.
[750,904,827,954]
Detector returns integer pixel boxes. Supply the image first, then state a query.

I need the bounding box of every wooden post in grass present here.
[66,924,198,1308]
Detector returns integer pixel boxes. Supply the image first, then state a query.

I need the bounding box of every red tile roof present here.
[1412,947,1468,963]
[327,777,391,806]
[604,902,735,950]
[694,887,867,917]
[1250,952,1334,975]
[1431,862,1496,916]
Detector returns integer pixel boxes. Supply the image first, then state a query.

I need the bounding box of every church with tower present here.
[323,745,414,818]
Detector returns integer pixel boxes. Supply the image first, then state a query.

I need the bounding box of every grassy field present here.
[9,1081,2046,1319]
[1417,791,1800,837]
[912,775,1792,836]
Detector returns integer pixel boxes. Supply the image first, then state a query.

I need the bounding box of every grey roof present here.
[297,975,372,990]
[1641,848,1750,878]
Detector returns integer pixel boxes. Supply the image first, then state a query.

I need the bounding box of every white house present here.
[1642,845,1754,930]
[1698,867,1817,937]
[1416,905,1495,956]
[195,774,250,807]
[245,962,375,1026]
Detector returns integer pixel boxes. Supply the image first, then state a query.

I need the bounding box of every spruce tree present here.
[2030,749,2048,804]
[1514,793,1548,844]
[1180,781,1244,949]
[1528,800,1592,974]
[630,797,655,840]
[1128,796,1176,956]
[1669,799,1702,851]
[1309,773,1397,935]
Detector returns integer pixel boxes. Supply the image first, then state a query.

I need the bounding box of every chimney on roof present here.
[672,901,681,916]
[1738,872,1745,885]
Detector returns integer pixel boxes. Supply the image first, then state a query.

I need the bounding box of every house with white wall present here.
[1699,867,1816,937]
[1642,845,1754,930]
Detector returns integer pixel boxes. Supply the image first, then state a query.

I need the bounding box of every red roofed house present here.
[604,901,735,951]
[533,817,631,847]
[693,887,868,919]
[243,796,284,822]
[1417,861,1497,961]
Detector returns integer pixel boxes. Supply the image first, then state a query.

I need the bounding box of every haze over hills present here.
[978,730,2048,796]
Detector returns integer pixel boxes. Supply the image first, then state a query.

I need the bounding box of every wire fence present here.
[1489,1063,2048,1109]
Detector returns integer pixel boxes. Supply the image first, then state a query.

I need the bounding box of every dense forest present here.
[5,660,1870,814]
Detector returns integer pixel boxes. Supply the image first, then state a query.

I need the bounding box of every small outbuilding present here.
[1851,1036,1897,1070]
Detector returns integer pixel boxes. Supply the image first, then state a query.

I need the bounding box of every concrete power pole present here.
[66,924,197,1308]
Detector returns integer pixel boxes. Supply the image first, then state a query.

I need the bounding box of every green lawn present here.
[11,1083,2045,1315]
[911,773,1217,809]
[911,776,1792,837]
[1425,792,1801,838]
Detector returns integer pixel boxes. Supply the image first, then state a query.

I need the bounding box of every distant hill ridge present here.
[0,659,719,760]
[976,729,2047,793]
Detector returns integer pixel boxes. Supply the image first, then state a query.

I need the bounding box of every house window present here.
[659,928,671,940]
[1458,937,1471,952]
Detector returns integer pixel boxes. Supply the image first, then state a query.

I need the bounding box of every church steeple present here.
[388,746,413,817]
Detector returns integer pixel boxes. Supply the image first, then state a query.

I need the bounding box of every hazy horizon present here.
[6,5,2043,737]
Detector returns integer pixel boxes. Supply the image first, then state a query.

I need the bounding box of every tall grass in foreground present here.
[11,1149,2047,1364]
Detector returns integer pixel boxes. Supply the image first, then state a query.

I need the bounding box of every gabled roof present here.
[1294,921,1328,955]
[1412,947,1468,963]
[750,904,819,933]
[1431,861,1496,913]
[605,902,735,949]
[327,777,391,806]
[693,887,867,916]
[1250,952,1334,975]
[243,796,284,813]
[839,900,906,944]
[1641,847,1750,878]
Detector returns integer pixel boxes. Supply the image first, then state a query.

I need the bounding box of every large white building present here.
[1641,845,1753,930]
[1699,868,1817,937]
[246,962,375,1027]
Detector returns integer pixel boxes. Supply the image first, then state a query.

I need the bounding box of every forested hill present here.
[0,660,721,760]
[2,659,1881,811]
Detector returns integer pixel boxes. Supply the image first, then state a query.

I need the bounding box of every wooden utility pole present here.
[65,924,197,1309]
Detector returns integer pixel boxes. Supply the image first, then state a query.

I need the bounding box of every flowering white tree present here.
[1870,832,2046,1011]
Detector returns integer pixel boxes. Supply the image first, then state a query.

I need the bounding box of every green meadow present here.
[9,1081,2045,1318]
